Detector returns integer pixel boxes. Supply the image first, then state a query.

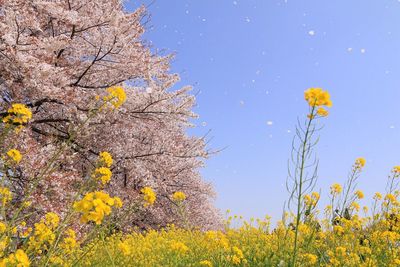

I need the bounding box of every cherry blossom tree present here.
[0,0,221,230]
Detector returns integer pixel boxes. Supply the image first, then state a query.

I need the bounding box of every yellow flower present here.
[231,255,241,265]
[0,187,12,206]
[229,246,245,265]
[0,222,6,233]
[304,88,332,108]
[317,107,329,117]
[103,86,126,108]
[301,253,318,265]
[2,249,30,267]
[92,167,112,185]
[311,191,320,201]
[141,187,156,207]
[330,183,342,196]
[118,241,132,256]
[385,193,396,203]
[355,157,366,169]
[6,149,22,164]
[199,260,213,267]
[393,166,400,175]
[15,250,30,266]
[336,246,346,257]
[355,190,364,199]
[73,191,121,225]
[172,191,186,202]
[350,202,360,212]
[44,212,60,228]
[28,214,59,252]
[99,151,113,167]
[114,197,123,208]
[304,194,317,207]
[2,103,32,125]
[60,229,77,253]
[170,241,189,254]
[333,225,344,235]
[373,192,382,200]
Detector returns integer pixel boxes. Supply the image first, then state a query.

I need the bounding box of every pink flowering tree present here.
[0,0,221,230]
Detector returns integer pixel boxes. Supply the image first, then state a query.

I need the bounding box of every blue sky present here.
[126,0,400,220]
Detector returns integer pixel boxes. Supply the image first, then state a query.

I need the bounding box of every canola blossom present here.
[355,157,366,169]
[304,88,332,108]
[0,187,12,206]
[141,187,156,207]
[99,151,113,168]
[6,149,22,164]
[103,86,127,108]
[92,167,112,185]
[172,191,187,202]
[0,249,30,267]
[2,103,32,125]
[73,191,122,225]
[59,201,400,267]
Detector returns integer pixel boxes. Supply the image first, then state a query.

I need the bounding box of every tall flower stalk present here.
[287,88,332,266]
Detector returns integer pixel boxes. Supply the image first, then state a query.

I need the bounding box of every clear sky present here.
[126,0,400,220]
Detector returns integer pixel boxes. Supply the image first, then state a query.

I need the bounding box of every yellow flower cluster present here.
[0,187,12,206]
[393,165,400,175]
[99,151,113,168]
[0,222,6,233]
[300,253,318,266]
[374,192,383,200]
[304,88,332,107]
[92,152,113,185]
[28,212,59,253]
[172,191,186,202]
[2,103,32,125]
[0,249,30,267]
[330,183,342,196]
[199,260,213,267]
[355,190,364,199]
[118,241,132,256]
[304,192,320,207]
[73,191,122,225]
[60,229,77,253]
[141,187,156,207]
[40,192,400,267]
[92,167,112,185]
[103,86,127,108]
[304,88,332,117]
[170,240,189,254]
[6,149,22,164]
[354,157,366,169]
[228,246,246,265]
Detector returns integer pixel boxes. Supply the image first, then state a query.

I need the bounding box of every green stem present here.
[291,105,315,267]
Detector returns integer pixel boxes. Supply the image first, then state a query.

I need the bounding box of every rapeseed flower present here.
[141,187,156,207]
[0,187,12,205]
[92,167,112,185]
[304,88,332,108]
[355,157,366,169]
[0,249,30,267]
[103,86,127,108]
[172,191,186,202]
[2,103,32,125]
[73,191,121,224]
[6,149,22,164]
[99,151,113,167]
[330,183,342,195]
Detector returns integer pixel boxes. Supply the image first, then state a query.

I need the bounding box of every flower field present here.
[1,87,400,267]
[1,1,400,266]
